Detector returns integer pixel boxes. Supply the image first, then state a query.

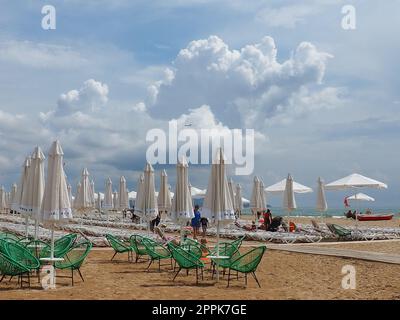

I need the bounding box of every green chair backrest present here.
[327,223,351,237]
[55,241,92,270]
[142,238,170,259]
[105,234,131,253]
[130,234,148,255]
[230,246,266,273]
[25,240,51,260]
[0,232,22,242]
[40,233,77,259]
[3,241,40,271]
[0,251,30,277]
[170,246,203,269]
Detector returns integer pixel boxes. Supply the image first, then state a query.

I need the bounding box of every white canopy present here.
[347,193,375,202]
[325,173,387,190]
[189,185,207,199]
[265,178,313,194]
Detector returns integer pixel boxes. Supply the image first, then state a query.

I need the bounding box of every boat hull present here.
[357,214,394,221]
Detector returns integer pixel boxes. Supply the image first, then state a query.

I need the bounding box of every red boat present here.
[356,214,394,221]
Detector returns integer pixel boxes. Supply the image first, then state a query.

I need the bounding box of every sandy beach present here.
[1,219,400,300]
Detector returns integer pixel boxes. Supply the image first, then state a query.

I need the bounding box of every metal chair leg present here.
[111,252,117,261]
[173,268,181,281]
[251,272,261,288]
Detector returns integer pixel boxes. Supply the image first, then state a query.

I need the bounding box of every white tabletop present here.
[207,255,230,259]
[40,257,64,262]
[27,244,46,248]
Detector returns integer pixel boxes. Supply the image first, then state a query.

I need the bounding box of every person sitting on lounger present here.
[154,225,180,246]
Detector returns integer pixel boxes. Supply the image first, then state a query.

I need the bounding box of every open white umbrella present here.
[10,183,17,214]
[119,176,129,211]
[347,193,375,201]
[20,146,46,239]
[158,170,172,214]
[202,148,235,281]
[316,177,328,219]
[234,183,243,217]
[325,173,387,225]
[41,140,72,261]
[171,157,193,238]
[265,178,313,194]
[283,174,297,226]
[135,163,158,230]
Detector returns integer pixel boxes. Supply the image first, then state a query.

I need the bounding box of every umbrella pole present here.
[35,219,39,240]
[50,229,55,260]
[216,220,220,282]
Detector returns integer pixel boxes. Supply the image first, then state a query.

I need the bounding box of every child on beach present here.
[191,205,201,239]
[200,216,208,238]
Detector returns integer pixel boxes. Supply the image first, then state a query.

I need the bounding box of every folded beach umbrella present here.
[75,168,94,212]
[250,176,263,215]
[41,140,72,260]
[135,174,144,216]
[10,183,17,213]
[259,179,266,211]
[171,157,193,228]
[113,191,118,210]
[158,169,172,214]
[90,180,96,208]
[103,178,113,210]
[283,174,297,226]
[234,183,243,216]
[316,177,328,219]
[67,184,73,208]
[0,186,6,214]
[14,156,31,213]
[135,163,158,228]
[74,182,81,209]
[5,192,11,211]
[119,176,129,210]
[96,192,102,211]
[20,146,46,239]
[227,178,235,211]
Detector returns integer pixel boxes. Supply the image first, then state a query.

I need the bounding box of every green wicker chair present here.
[181,238,203,259]
[0,232,23,242]
[55,240,92,286]
[170,246,204,285]
[39,233,78,261]
[25,240,51,260]
[105,234,133,261]
[2,241,40,272]
[129,235,149,263]
[0,251,31,288]
[227,246,266,288]
[210,243,239,279]
[142,238,172,272]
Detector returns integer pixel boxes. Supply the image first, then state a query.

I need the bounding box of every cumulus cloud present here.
[146,35,334,129]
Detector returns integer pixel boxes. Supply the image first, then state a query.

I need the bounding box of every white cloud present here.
[0,40,87,69]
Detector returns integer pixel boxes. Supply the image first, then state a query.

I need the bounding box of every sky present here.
[0,0,399,209]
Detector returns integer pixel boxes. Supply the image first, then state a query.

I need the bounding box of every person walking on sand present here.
[191,205,201,239]
[200,216,208,238]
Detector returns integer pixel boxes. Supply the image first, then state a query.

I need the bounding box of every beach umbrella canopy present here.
[316,177,328,212]
[41,140,72,259]
[74,182,81,209]
[347,193,375,202]
[259,179,266,210]
[96,192,102,210]
[189,184,207,199]
[103,178,113,210]
[325,173,387,190]
[202,148,235,224]
[234,183,243,212]
[135,174,144,210]
[20,146,46,219]
[283,174,297,212]
[5,192,10,210]
[171,157,193,223]
[90,180,96,207]
[158,170,172,212]
[265,178,313,194]
[75,168,93,211]
[14,156,31,213]
[119,176,129,210]
[10,183,17,212]
[135,163,158,222]
[113,191,119,210]
[227,178,235,210]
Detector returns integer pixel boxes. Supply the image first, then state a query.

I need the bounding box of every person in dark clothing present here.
[263,209,272,231]
[191,205,201,239]
[200,216,208,237]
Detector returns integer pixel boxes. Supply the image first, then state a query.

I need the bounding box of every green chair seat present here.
[106,234,133,261]
[129,235,149,263]
[39,233,78,261]
[0,251,30,286]
[142,238,172,272]
[170,246,204,284]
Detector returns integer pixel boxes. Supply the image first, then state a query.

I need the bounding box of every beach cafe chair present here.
[227,245,266,288]
[39,233,78,262]
[55,240,92,286]
[141,238,172,272]
[311,220,334,238]
[210,243,239,278]
[0,251,31,288]
[326,223,376,241]
[105,234,133,262]
[169,245,204,285]
[129,234,149,263]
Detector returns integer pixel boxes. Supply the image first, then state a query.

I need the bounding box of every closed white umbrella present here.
[250,176,263,220]
[103,178,113,210]
[234,183,243,217]
[0,186,6,214]
[158,170,172,214]
[41,140,72,261]
[325,173,387,226]
[113,191,118,210]
[90,180,96,208]
[283,174,296,227]
[316,177,328,220]
[119,176,129,210]
[5,192,11,212]
[96,191,102,211]
[74,182,81,209]
[227,178,235,212]
[134,174,144,222]
[20,146,46,239]
[171,157,193,228]
[75,168,93,212]
[14,156,31,233]
[202,148,235,281]
[135,163,158,232]
[10,183,17,214]
[259,179,266,212]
